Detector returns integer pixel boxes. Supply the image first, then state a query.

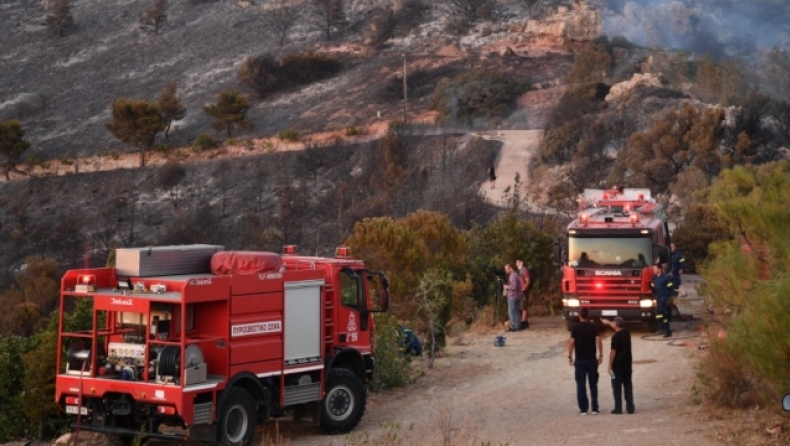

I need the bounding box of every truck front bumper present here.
[563,308,655,323]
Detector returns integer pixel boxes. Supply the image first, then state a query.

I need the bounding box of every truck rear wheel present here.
[320,368,366,433]
[218,388,257,446]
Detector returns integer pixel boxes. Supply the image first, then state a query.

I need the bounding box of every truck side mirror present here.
[783,394,790,411]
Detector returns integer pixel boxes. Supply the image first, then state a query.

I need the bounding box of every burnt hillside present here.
[0,133,500,288]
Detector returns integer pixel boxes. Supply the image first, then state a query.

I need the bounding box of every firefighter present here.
[651,263,673,338]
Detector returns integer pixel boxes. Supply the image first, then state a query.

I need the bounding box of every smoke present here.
[598,0,790,58]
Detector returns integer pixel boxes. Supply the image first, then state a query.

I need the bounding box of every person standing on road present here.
[516,259,531,330]
[670,243,687,298]
[488,164,497,189]
[604,317,635,414]
[651,263,674,338]
[568,308,603,415]
[503,264,521,332]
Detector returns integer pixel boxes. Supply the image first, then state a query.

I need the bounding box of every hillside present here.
[0,0,583,161]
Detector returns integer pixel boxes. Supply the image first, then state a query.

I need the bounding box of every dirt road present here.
[269,276,720,446]
[478,130,542,206]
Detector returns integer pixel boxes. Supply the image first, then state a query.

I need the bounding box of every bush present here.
[0,336,35,441]
[278,129,299,142]
[431,71,526,124]
[344,125,359,136]
[193,133,217,151]
[371,313,412,390]
[670,205,730,273]
[238,52,343,100]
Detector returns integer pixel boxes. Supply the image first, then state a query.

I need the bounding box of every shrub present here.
[154,143,171,153]
[26,153,44,167]
[432,71,526,124]
[670,205,730,273]
[370,313,412,390]
[238,52,343,100]
[344,125,359,136]
[279,51,343,85]
[193,133,217,151]
[278,129,299,142]
[242,139,255,150]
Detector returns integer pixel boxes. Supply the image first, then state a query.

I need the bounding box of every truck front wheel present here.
[320,368,366,433]
[218,388,257,446]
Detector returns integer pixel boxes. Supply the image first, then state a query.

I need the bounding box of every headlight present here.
[639,299,655,308]
[563,298,581,308]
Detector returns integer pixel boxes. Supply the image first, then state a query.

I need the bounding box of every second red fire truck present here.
[54,244,388,445]
[555,188,670,331]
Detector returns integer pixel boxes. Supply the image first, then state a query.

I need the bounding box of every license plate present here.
[601,310,618,316]
[66,405,88,415]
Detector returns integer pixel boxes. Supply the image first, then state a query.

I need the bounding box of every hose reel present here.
[157,345,205,383]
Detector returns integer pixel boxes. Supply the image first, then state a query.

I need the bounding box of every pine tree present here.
[202,91,252,139]
[105,98,165,167]
[157,80,186,140]
[0,119,30,180]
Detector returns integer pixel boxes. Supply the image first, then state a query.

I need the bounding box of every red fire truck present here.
[555,188,670,331]
[54,244,388,445]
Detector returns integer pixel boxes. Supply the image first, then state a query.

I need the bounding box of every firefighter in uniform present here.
[651,263,673,338]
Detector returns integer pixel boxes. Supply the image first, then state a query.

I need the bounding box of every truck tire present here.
[218,388,257,446]
[320,368,366,433]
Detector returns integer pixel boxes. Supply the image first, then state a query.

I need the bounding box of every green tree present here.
[466,206,556,313]
[21,328,61,439]
[139,0,168,35]
[44,0,74,37]
[0,118,31,180]
[344,211,468,330]
[202,91,252,139]
[700,161,790,406]
[156,80,186,140]
[0,336,35,441]
[105,98,165,167]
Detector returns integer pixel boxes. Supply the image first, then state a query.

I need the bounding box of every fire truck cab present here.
[554,188,670,331]
[54,245,388,445]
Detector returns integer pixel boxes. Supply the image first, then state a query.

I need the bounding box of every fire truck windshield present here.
[568,235,652,268]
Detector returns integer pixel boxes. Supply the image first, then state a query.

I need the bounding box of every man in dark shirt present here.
[605,317,635,414]
[568,308,603,415]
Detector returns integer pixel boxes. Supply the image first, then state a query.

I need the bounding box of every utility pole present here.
[402,54,408,123]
